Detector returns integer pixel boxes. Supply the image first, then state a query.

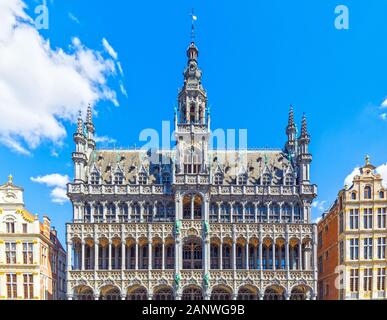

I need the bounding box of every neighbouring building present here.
[0,175,67,300]
[318,156,387,300]
[66,39,318,300]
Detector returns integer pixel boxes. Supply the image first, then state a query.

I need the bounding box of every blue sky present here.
[1,0,387,244]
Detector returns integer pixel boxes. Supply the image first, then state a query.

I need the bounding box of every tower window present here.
[284,174,294,186]
[237,174,248,185]
[214,173,223,185]
[162,173,171,185]
[261,174,271,186]
[138,173,147,185]
[351,192,356,200]
[90,172,100,185]
[114,173,124,185]
[380,191,385,199]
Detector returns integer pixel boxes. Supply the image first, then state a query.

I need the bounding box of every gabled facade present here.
[0,176,66,300]
[318,157,387,300]
[66,40,318,300]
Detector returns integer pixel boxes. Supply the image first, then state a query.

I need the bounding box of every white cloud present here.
[314,217,322,224]
[344,167,360,187]
[344,164,387,188]
[120,81,128,97]
[94,134,117,145]
[31,174,70,204]
[312,200,327,212]
[382,99,387,108]
[0,0,121,155]
[102,38,118,60]
[380,113,387,121]
[68,12,80,24]
[376,163,387,188]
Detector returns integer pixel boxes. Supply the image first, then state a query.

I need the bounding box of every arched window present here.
[153,244,162,269]
[182,287,203,300]
[127,288,147,300]
[90,172,100,185]
[222,244,232,269]
[238,174,248,185]
[138,173,147,185]
[214,173,223,185]
[166,202,175,221]
[351,192,356,200]
[257,204,267,223]
[93,203,103,222]
[118,203,129,222]
[106,203,116,222]
[220,203,231,222]
[114,172,124,185]
[130,203,141,222]
[245,203,255,222]
[294,205,302,222]
[154,288,174,300]
[364,186,372,199]
[261,174,271,186]
[210,244,220,269]
[270,204,280,222]
[379,191,385,199]
[282,204,292,223]
[155,203,165,221]
[184,147,202,174]
[211,287,232,300]
[5,218,15,234]
[189,104,196,123]
[233,203,243,222]
[165,244,175,269]
[143,203,153,222]
[84,204,91,223]
[284,174,294,186]
[210,203,218,222]
[183,238,202,269]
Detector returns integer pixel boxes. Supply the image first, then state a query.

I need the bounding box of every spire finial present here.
[86,103,93,124]
[301,112,308,137]
[365,155,370,165]
[288,105,295,127]
[77,110,83,134]
[190,9,197,43]
[8,174,13,184]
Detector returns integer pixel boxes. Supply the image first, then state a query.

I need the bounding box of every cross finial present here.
[8,174,13,184]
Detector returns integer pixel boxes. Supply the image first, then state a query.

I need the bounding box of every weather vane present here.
[189,9,198,42]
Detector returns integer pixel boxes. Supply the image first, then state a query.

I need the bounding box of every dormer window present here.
[138,173,147,185]
[114,173,124,185]
[90,172,100,185]
[284,174,294,186]
[262,174,271,186]
[364,186,372,199]
[6,220,15,234]
[238,174,248,185]
[214,173,223,185]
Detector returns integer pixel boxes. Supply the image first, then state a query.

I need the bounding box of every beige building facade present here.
[318,157,387,300]
[0,176,66,300]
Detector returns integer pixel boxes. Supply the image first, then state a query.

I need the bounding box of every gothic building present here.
[66,40,318,300]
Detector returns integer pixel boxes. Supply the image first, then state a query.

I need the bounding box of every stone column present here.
[148,241,152,270]
[108,241,112,271]
[285,239,290,271]
[220,240,223,270]
[266,203,270,222]
[245,242,249,270]
[272,242,276,270]
[94,242,99,271]
[135,241,139,270]
[259,240,263,271]
[291,204,294,223]
[121,241,126,270]
[161,241,165,270]
[81,241,85,271]
[298,242,303,271]
[191,196,194,220]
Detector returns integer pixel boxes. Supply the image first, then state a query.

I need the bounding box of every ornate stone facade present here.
[66,41,318,300]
